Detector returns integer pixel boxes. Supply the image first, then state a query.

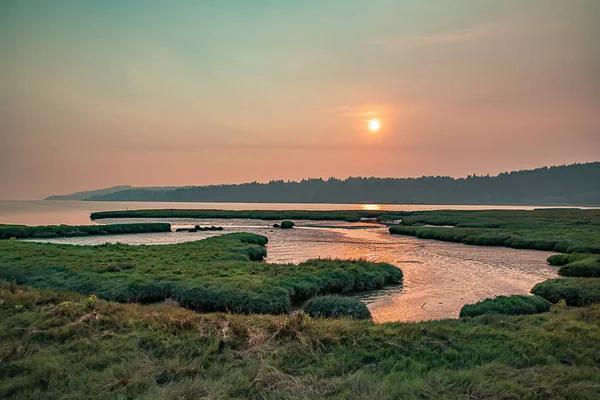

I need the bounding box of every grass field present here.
[0,233,402,314]
[389,209,600,254]
[1,283,599,399]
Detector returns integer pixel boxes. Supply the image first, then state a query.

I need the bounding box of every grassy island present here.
[0,223,172,240]
[389,209,600,254]
[90,209,409,222]
[0,233,402,314]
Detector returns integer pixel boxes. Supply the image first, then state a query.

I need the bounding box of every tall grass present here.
[2,283,600,399]
[302,296,371,319]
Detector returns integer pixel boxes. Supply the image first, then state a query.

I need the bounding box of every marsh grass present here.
[531,278,600,306]
[1,283,600,399]
[90,209,407,222]
[547,253,589,266]
[0,223,172,239]
[389,209,600,254]
[0,233,402,314]
[547,254,600,277]
[459,295,551,318]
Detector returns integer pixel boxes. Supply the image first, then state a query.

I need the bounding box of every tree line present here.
[80,162,600,205]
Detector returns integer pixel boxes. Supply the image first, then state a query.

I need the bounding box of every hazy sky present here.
[1,0,599,199]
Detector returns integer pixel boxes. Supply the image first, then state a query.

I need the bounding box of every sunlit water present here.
[22,217,559,323]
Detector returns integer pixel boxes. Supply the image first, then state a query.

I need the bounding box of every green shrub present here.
[280,220,295,229]
[558,265,600,278]
[459,295,551,318]
[553,254,600,277]
[303,296,371,319]
[547,253,588,266]
[550,298,568,311]
[531,278,600,306]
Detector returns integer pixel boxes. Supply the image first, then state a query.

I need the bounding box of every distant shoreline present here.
[41,162,600,206]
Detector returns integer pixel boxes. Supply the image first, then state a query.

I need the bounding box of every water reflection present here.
[25,218,558,323]
[361,204,382,211]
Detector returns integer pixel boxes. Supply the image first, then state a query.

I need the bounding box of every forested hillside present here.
[53,163,599,205]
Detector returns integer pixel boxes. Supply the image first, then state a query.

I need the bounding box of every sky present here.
[0,0,599,199]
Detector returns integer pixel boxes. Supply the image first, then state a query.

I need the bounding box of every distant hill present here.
[45,186,134,200]
[50,162,600,205]
[45,185,186,201]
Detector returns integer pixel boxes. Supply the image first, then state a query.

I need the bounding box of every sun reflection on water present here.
[361,204,381,211]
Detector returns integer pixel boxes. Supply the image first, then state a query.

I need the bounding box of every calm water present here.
[21,215,559,323]
[0,200,593,226]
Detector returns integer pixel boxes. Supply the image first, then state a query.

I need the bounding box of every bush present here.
[553,254,600,277]
[459,295,551,318]
[280,220,295,229]
[547,253,588,266]
[303,296,371,319]
[531,278,600,306]
[558,264,600,278]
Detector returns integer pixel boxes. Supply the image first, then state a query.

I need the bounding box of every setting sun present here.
[368,119,381,132]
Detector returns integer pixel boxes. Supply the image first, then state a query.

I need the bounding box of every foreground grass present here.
[90,209,409,222]
[389,209,600,254]
[1,283,599,399]
[0,233,402,314]
[0,223,172,240]
[303,296,371,319]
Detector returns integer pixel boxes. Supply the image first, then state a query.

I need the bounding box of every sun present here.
[368,119,381,132]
